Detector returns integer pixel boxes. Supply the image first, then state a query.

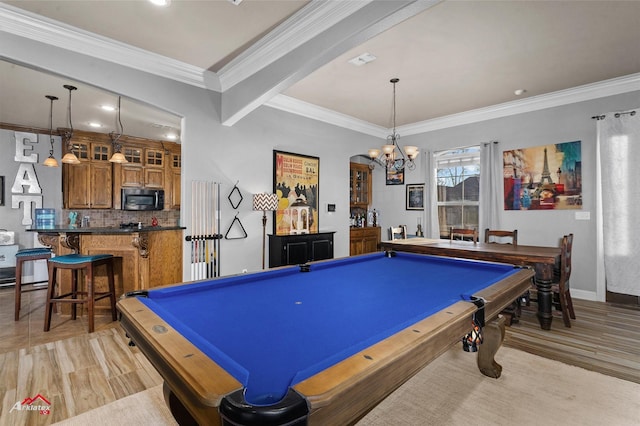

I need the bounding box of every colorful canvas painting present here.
[503,141,582,210]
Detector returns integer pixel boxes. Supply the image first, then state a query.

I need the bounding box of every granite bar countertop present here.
[28,226,185,234]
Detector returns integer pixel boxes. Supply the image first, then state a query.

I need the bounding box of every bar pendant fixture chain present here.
[187,181,221,280]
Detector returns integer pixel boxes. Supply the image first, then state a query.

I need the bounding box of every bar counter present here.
[29,226,185,315]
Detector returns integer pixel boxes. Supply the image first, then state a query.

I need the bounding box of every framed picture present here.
[273,150,319,235]
[386,159,404,185]
[406,183,424,210]
[0,176,4,206]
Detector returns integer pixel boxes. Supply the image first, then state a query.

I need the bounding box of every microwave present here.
[121,188,164,211]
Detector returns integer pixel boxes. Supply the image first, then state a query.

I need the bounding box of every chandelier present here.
[60,84,81,164]
[368,78,418,171]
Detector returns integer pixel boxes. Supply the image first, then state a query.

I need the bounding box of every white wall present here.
[374,90,640,301]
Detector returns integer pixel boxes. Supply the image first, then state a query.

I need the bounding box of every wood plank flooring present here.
[505,298,640,384]
[1,286,639,424]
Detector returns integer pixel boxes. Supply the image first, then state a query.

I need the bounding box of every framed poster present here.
[386,159,404,185]
[273,150,319,235]
[406,183,424,210]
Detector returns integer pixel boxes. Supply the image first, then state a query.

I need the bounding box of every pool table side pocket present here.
[295,300,477,425]
[117,297,242,426]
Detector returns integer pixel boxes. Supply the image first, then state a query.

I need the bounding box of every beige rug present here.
[51,345,640,426]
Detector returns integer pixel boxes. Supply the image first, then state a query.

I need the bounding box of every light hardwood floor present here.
[1,286,639,424]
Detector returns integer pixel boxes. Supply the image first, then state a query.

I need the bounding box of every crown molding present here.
[399,72,640,136]
[269,72,640,138]
[266,95,387,138]
[0,3,214,89]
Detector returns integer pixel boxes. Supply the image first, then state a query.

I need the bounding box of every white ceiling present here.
[2,0,640,142]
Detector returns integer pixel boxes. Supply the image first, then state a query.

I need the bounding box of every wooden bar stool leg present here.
[107,260,117,321]
[44,262,57,332]
[14,258,23,321]
[71,268,78,321]
[87,262,95,334]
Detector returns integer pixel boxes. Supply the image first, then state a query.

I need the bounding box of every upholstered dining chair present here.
[484,229,518,245]
[449,227,478,243]
[389,226,407,240]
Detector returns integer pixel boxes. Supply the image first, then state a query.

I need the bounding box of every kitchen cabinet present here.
[349,227,381,256]
[166,148,182,209]
[268,232,334,268]
[61,129,180,211]
[63,138,113,209]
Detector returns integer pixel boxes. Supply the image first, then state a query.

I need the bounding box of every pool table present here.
[118,251,533,425]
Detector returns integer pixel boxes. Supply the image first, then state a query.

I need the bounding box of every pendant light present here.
[43,95,59,167]
[368,78,418,171]
[109,96,128,163]
[61,84,81,164]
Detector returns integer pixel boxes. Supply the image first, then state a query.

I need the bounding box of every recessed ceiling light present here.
[348,53,377,66]
[514,89,527,96]
[89,122,102,128]
[100,105,116,112]
[166,133,178,140]
[148,0,170,7]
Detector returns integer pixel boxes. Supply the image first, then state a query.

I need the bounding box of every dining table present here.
[379,238,562,330]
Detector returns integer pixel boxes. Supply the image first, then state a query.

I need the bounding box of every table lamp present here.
[253,193,279,269]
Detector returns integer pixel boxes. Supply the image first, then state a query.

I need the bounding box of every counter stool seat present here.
[15,247,52,321]
[44,254,118,333]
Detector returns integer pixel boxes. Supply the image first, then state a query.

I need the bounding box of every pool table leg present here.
[163,382,199,426]
[477,315,506,379]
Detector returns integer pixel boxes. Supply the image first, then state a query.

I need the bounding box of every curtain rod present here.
[592,110,637,120]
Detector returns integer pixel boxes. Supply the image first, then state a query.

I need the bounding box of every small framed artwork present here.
[0,176,4,206]
[406,183,424,210]
[386,159,404,185]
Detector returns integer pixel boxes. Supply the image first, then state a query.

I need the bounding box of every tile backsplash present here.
[61,209,180,228]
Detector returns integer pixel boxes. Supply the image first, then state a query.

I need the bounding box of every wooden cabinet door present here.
[90,162,113,208]
[65,162,91,209]
[169,168,181,209]
[145,167,165,189]
[120,164,144,187]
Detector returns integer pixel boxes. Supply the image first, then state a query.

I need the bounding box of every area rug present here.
[53,346,640,426]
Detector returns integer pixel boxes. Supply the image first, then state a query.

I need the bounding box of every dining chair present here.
[449,227,478,243]
[389,226,407,240]
[552,233,576,327]
[484,229,518,245]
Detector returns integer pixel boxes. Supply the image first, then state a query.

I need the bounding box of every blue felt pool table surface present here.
[135,251,520,406]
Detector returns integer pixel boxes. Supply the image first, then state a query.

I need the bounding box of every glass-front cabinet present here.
[349,162,371,207]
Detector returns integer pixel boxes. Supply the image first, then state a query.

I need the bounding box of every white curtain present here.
[479,141,501,233]
[425,150,440,238]
[597,110,640,296]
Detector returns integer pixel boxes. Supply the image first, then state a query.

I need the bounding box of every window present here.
[435,146,480,238]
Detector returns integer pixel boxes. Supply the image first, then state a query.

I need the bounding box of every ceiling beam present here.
[220,0,443,126]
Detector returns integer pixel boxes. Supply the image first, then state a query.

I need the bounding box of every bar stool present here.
[44,254,118,333]
[15,247,52,321]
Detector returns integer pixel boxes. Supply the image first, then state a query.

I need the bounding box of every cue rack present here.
[186,180,222,280]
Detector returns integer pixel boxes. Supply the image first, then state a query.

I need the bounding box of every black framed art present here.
[406,183,424,210]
